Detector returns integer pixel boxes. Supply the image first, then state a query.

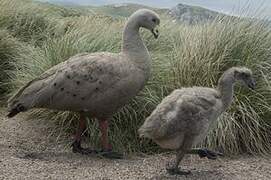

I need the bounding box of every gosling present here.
[139,67,256,175]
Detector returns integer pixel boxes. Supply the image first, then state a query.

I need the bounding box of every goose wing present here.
[8,52,127,111]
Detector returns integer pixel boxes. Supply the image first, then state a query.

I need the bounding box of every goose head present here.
[130,9,160,38]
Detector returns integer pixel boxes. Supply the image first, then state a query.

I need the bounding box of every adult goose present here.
[8,9,160,159]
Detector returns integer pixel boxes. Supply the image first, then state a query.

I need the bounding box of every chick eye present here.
[242,73,249,78]
[152,18,156,23]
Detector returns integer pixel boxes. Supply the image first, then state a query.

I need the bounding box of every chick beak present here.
[248,79,256,90]
[151,28,159,39]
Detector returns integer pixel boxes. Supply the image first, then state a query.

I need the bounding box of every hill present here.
[169,3,223,24]
[39,1,227,23]
[87,3,226,24]
[87,3,167,18]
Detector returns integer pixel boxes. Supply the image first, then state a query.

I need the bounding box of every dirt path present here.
[0,108,271,180]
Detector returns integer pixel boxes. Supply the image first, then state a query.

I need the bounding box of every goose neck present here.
[121,19,148,55]
[121,17,151,76]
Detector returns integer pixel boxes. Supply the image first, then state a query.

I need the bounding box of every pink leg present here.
[74,114,87,142]
[72,114,95,154]
[98,120,112,150]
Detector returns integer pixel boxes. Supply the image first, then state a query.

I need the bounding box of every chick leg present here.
[166,149,191,175]
[72,114,96,154]
[97,119,123,159]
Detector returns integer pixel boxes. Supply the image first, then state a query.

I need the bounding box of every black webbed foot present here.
[166,162,191,175]
[98,149,124,159]
[166,167,191,175]
[71,141,97,155]
[198,148,223,160]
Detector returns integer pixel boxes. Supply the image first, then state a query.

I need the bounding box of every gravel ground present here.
[0,108,271,180]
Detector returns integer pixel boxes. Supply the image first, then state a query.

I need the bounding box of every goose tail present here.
[7,103,26,118]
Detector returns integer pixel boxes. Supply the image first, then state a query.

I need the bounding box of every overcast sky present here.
[39,0,271,18]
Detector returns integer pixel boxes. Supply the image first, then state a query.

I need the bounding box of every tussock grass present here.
[174,17,271,155]
[0,0,92,45]
[0,29,28,99]
[0,0,53,45]
[4,0,271,154]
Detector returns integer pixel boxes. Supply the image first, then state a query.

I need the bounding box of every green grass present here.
[2,0,271,155]
[0,0,94,97]
[0,29,29,100]
[0,0,93,46]
[171,17,271,154]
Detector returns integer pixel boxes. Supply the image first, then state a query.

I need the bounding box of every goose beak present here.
[151,28,159,39]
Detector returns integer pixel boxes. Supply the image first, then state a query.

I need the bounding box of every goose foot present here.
[98,149,124,159]
[198,148,223,160]
[166,162,191,175]
[166,167,191,175]
[71,141,97,154]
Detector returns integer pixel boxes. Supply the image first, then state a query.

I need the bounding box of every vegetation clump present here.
[1,0,271,154]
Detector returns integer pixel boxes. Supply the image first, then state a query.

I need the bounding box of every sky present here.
[39,0,271,18]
